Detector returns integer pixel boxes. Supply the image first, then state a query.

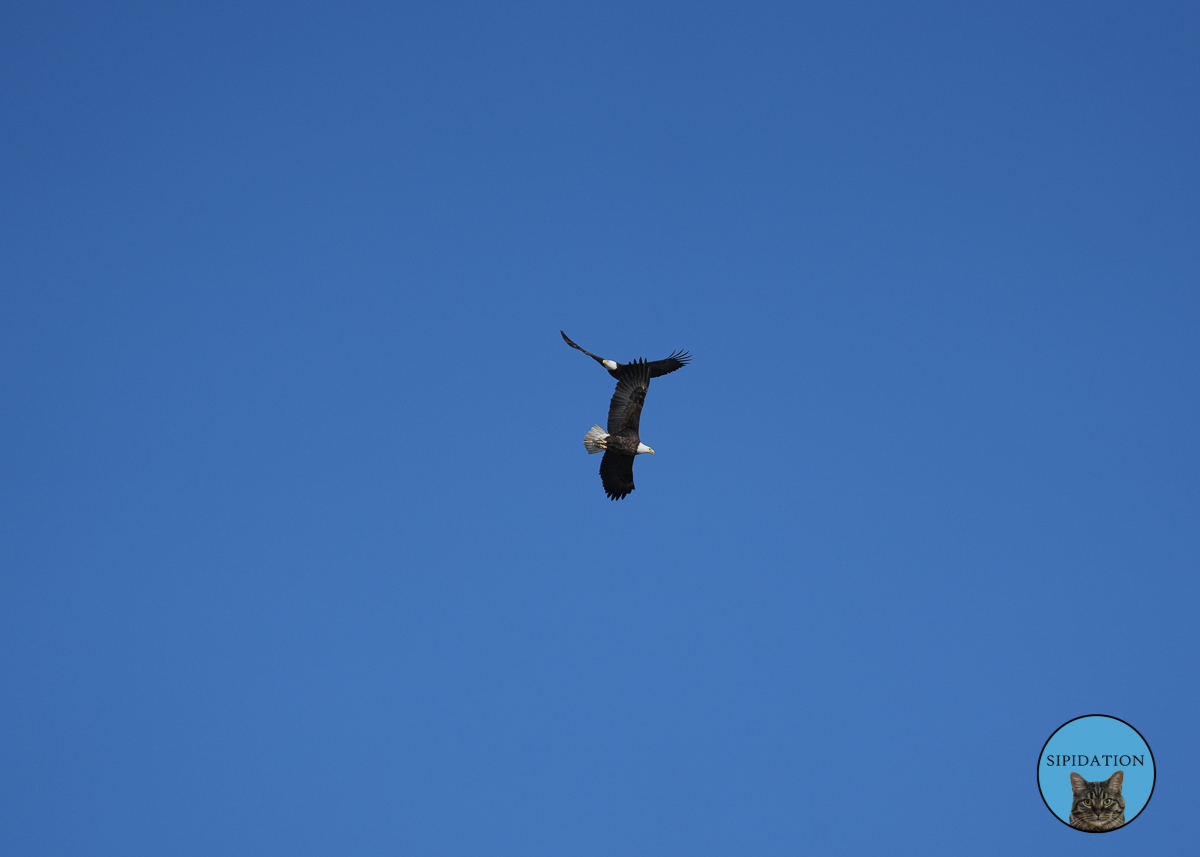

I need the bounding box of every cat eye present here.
[1104,800,1112,806]
[1081,800,1091,806]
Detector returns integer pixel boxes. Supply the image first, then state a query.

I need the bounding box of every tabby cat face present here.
[1069,770,1125,831]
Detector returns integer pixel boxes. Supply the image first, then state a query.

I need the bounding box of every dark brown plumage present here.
[597,359,650,499]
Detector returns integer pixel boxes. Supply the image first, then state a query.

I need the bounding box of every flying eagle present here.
[563,331,691,500]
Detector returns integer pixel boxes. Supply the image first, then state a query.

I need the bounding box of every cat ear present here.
[1070,772,1086,794]
[1106,770,1123,792]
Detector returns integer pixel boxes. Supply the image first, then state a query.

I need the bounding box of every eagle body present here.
[602,435,643,456]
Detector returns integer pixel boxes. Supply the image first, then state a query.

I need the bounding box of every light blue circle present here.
[1038,715,1155,826]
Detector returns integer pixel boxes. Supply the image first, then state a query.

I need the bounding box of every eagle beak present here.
[648,448,655,454]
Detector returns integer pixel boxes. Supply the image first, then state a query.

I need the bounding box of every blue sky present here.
[2,2,1197,854]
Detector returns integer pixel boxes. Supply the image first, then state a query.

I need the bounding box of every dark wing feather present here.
[647,349,691,378]
[606,358,650,436]
[599,451,636,500]
[560,331,608,367]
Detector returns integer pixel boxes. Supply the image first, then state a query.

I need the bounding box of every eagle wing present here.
[599,451,636,500]
[560,330,609,367]
[565,330,691,380]
[647,349,691,378]
[606,358,650,436]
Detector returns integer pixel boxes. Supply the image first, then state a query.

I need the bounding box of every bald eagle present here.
[564,333,691,500]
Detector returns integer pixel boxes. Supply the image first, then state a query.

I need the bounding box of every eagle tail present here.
[583,424,609,454]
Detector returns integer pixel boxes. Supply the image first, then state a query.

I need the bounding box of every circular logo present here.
[1037,714,1155,832]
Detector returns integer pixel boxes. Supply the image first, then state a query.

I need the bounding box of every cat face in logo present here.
[1069,770,1125,831]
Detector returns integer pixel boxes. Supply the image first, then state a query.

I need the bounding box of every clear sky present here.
[2,2,1197,854]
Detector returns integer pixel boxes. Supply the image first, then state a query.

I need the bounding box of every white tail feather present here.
[583,424,609,454]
